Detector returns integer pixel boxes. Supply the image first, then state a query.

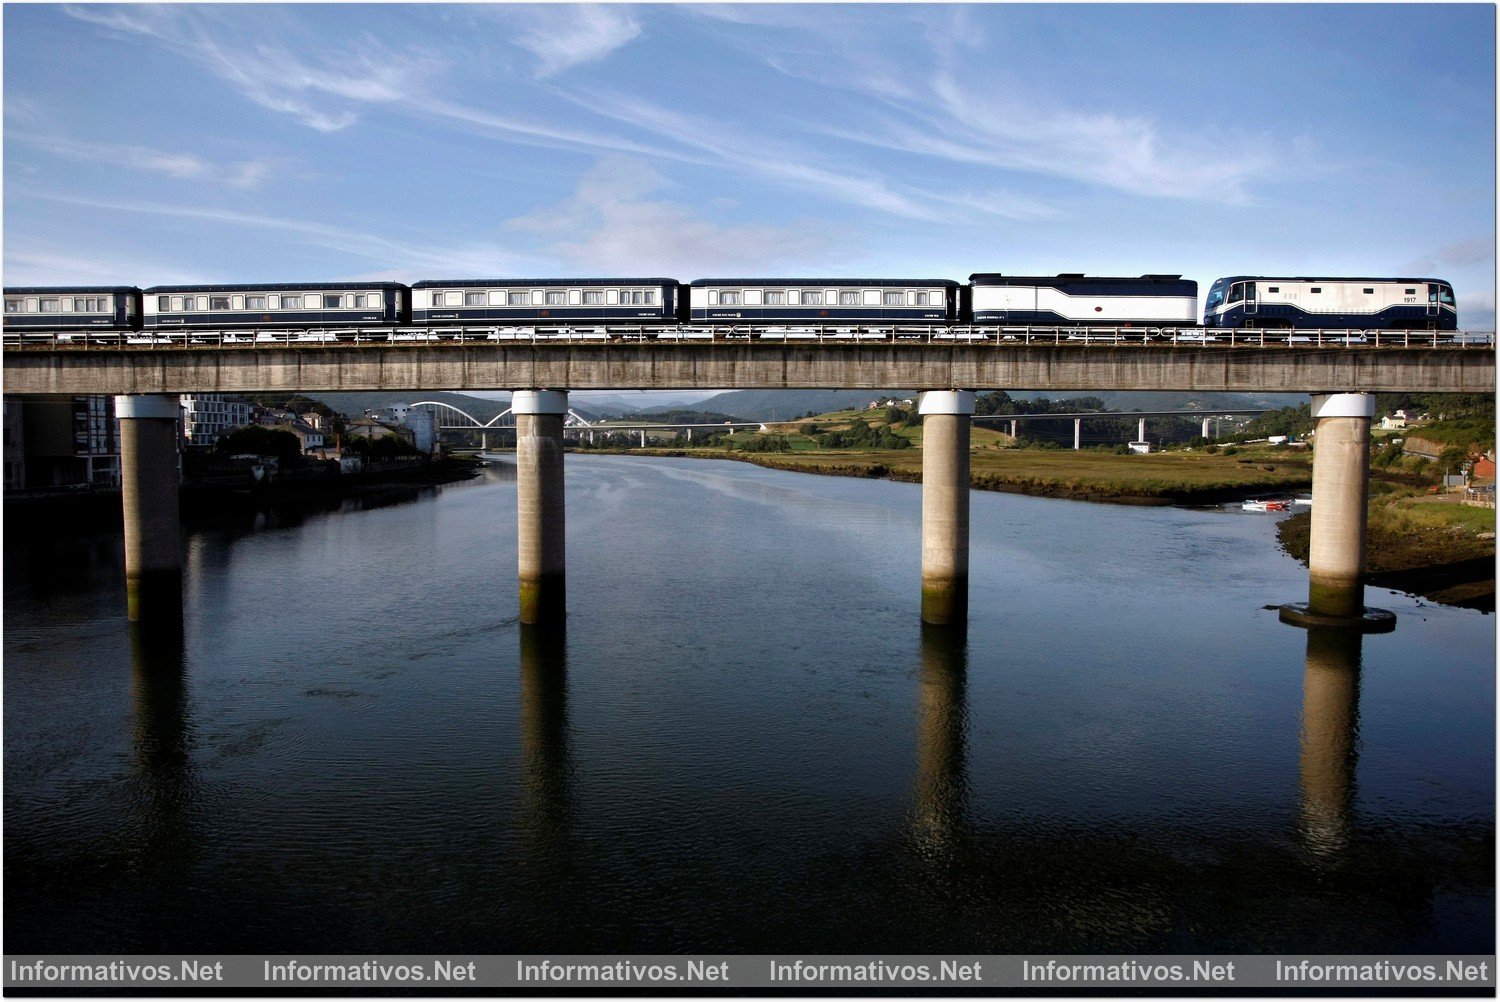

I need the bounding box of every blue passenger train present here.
[3,271,1468,336]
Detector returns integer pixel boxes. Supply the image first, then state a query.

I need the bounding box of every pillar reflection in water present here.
[518,625,572,854]
[1299,626,1362,856]
[912,624,969,858]
[128,614,195,856]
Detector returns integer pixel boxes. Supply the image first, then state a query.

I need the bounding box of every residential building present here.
[181,394,253,446]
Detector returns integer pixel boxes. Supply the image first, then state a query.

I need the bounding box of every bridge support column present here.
[1073,418,1081,450]
[515,390,568,626]
[1202,418,1212,440]
[640,429,647,448]
[1009,419,1018,441]
[115,395,183,624]
[919,391,975,626]
[1280,393,1394,631]
[1138,417,1147,444]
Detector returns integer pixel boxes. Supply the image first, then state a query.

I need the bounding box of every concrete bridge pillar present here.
[514,390,568,625]
[919,390,975,626]
[1280,393,1394,631]
[1073,418,1081,450]
[640,429,647,448]
[1009,419,1018,441]
[115,395,183,623]
[1201,417,1212,440]
[1138,417,1147,443]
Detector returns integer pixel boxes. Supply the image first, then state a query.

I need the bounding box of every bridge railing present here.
[2,324,1494,350]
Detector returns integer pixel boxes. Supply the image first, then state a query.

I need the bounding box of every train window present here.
[721,291,741,305]
[465,292,485,306]
[1362,288,1374,295]
[431,292,444,307]
[507,291,529,306]
[543,291,563,305]
[883,290,903,306]
[211,296,231,310]
[765,291,786,305]
[1439,286,1456,305]
[4,299,20,313]
[1227,284,1243,304]
[839,291,859,305]
[1405,288,1416,295]
[38,299,59,313]
[361,294,379,308]
[1310,288,1321,294]
[247,295,267,310]
[1267,287,1279,293]
[161,296,173,311]
[281,295,301,309]
[631,291,644,304]
[644,291,655,305]
[583,291,603,305]
[915,292,929,306]
[802,290,823,305]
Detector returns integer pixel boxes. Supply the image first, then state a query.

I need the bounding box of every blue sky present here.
[5,3,1496,327]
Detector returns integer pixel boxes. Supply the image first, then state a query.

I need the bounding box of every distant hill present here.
[654,389,917,421]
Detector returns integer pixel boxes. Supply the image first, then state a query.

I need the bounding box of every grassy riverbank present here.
[1278,494,1496,612]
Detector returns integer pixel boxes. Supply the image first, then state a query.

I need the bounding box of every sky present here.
[5,3,1496,336]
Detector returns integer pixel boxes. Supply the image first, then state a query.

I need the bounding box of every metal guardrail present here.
[1,324,1494,351]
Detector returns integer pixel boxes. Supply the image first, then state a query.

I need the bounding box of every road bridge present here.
[6,332,1491,635]
[973,408,1270,448]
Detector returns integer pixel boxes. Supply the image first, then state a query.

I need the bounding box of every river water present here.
[4,456,1493,954]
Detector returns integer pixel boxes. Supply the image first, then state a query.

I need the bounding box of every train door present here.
[1242,281,1258,317]
[1426,284,1440,319]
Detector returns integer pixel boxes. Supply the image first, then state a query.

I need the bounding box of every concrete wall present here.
[3,344,1493,395]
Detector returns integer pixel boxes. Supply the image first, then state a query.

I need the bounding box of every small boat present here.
[1242,499,1293,512]
[1293,496,1313,507]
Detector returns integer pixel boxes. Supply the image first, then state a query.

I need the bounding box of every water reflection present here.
[1299,626,1362,857]
[911,625,969,859]
[517,626,573,863]
[128,618,196,869]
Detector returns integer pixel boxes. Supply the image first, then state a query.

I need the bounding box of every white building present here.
[181,394,253,445]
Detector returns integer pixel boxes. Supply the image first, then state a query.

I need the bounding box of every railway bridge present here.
[4,333,1494,632]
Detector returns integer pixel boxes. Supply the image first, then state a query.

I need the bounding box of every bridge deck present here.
[3,341,1492,394]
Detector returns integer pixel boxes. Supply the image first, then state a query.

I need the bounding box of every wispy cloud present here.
[19,187,540,278]
[510,5,642,77]
[10,130,275,188]
[507,159,835,275]
[64,5,443,132]
[2,242,205,286]
[1407,237,1495,274]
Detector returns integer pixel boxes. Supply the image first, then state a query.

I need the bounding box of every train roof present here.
[145,282,408,293]
[412,278,678,288]
[4,286,141,294]
[1210,276,1451,285]
[689,278,959,287]
[969,273,1188,285]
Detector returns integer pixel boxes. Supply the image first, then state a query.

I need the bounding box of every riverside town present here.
[3,4,1495,998]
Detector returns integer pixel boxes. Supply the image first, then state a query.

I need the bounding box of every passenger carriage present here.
[3,287,141,334]
[967,274,1197,327]
[1203,277,1458,331]
[689,279,958,327]
[144,283,408,329]
[411,279,681,329]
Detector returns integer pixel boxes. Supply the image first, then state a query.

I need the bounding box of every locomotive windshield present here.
[1204,285,1225,311]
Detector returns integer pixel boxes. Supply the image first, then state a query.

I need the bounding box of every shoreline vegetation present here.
[557,402,1494,612]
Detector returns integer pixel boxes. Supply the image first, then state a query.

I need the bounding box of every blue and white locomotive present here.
[4,286,142,331]
[968,274,1198,326]
[689,279,958,323]
[145,283,407,328]
[1202,277,1459,330]
[411,279,680,325]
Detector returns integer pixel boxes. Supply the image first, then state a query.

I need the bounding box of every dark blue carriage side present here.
[689,279,959,323]
[411,279,681,325]
[4,286,141,331]
[1203,276,1458,330]
[967,274,1197,324]
[144,282,408,328]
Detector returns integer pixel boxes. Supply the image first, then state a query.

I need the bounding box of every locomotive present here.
[2,272,1463,335]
